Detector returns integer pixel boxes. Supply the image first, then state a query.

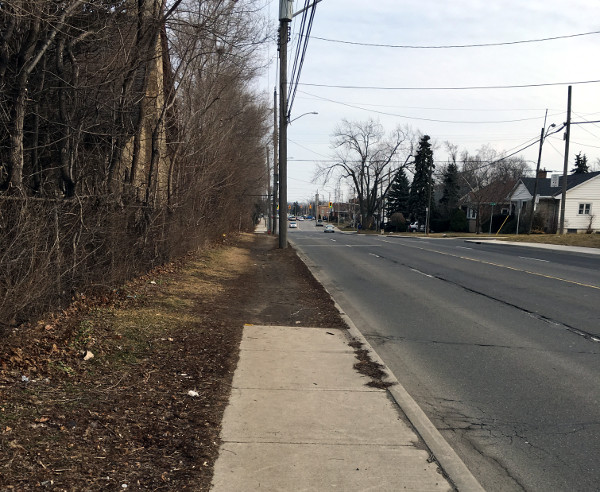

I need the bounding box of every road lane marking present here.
[369,253,381,258]
[411,268,433,278]
[519,256,549,263]
[413,245,600,290]
[456,246,473,250]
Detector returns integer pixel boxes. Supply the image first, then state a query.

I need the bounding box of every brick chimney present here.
[537,169,548,179]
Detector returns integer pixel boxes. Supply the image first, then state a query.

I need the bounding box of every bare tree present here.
[0,0,273,326]
[317,119,413,228]
[460,145,530,232]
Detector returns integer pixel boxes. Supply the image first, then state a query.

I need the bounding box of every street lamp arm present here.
[289,111,318,124]
[293,0,323,18]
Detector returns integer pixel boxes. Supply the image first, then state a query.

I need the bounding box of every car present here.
[315,219,324,227]
[297,216,304,221]
[289,221,297,228]
[408,222,425,232]
[324,224,335,233]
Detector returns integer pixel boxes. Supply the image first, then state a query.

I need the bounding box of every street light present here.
[289,111,318,124]
[527,120,557,234]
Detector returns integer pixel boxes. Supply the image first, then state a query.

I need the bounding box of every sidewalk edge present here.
[292,243,485,492]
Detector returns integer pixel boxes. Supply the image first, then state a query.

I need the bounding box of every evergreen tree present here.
[408,135,434,224]
[386,168,410,219]
[439,161,460,219]
[449,208,468,232]
[571,152,589,174]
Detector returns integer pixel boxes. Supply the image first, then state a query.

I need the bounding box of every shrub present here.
[449,208,468,232]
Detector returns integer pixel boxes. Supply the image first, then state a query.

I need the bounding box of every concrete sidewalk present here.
[210,325,462,491]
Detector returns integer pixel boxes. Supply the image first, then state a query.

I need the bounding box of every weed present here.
[71,320,94,350]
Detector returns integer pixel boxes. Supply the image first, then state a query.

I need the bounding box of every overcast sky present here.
[261,0,600,203]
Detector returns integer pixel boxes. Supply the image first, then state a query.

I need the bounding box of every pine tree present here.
[571,152,589,174]
[386,168,410,219]
[408,135,434,224]
[439,161,460,219]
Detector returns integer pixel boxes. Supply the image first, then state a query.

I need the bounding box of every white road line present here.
[456,246,473,250]
[411,268,433,278]
[369,253,381,258]
[519,256,550,263]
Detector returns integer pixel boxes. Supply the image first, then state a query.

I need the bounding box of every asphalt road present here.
[289,222,600,492]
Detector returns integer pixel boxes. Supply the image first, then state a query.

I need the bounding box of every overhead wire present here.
[571,140,600,150]
[296,89,563,124]
[287,1,309,106]
[297,91,556,112]
[287,1,317,118]
[298,79,600,91]
[310,30,600,49]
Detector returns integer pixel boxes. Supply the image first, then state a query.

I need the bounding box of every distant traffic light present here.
[328,201,332,208]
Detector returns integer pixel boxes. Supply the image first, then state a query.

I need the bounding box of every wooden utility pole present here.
[272,87,278,236]
[266,149,272,233]
[528,110,549,234]
[278,0,292,248]
[559,86,572,234]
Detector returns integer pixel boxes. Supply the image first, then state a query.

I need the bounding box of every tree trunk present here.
[8,85,26,191]
[56,36,75,197]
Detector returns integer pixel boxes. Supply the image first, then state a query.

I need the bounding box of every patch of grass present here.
[497,233,600,248]
[386,231,600,248]
[71,320,94,350]
[49,361,75,376]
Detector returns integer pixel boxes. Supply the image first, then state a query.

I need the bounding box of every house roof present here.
[462,178,517,205]
[518,171,600,198]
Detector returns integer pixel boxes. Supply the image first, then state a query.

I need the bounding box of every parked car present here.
[324,224,335,233]
[316,219,324,227]
[408,222,424,232]
[289,221,298,228]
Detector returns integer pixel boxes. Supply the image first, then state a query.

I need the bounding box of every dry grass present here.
[495,233,600,248]
[386,231,600,249]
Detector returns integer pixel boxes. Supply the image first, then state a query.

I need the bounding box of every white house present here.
[507,171,600,233]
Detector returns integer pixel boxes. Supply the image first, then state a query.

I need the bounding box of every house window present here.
[578,203,591,215]
[467,208,477,220]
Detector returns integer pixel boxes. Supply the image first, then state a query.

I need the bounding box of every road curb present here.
[291,241,485,492]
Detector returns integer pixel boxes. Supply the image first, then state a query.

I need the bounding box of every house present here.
[461,179,517,233]
[507,171,600,233]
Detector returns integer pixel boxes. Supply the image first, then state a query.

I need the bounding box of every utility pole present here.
[559,85,572,235]
[272,87,278,236]
[426,163,433,235]
[266,148,272,233]
[315,191,319,220]
[528,110,555,234]
[278,0,292,249]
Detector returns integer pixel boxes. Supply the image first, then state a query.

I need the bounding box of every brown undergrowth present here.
[0,232,357,490]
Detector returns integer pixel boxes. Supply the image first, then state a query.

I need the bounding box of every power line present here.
[295,90,563,124]
[298,79,600,91]
[298,90,556,112]
[571,140,600,150]
[311,30,600,49]
[287,1,317,117]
